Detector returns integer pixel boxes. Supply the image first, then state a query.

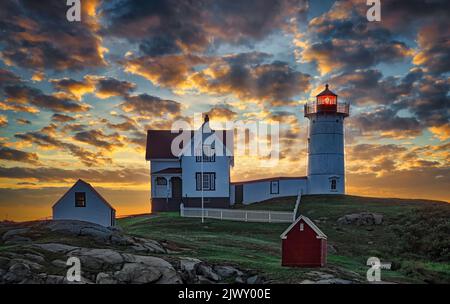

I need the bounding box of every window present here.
[75,192,86,207]
[330,179,337,190]
[156,177,167,186]
[270,180,279,194]
[196,145,215,162]
[300,223,304,231]
[196,172,216,191]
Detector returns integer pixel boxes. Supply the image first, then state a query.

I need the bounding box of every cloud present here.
[413,22,450,74]
[3,84,90,113]
[73,130,124,151]
[0,0,106,71]
[0,68,21,85]
[299,3,412,74]
[205,106,238,122]
[102,0,308,55]
[16,118,31,125]
[125,52,311,105]
[120,94,182,118]
[0,166,148,184]
[50,75,136,100]
[0,145,39,165]
[51,114,76,123]
[350,108,422,139]
[0,115,7,127]
[14,128,111,167]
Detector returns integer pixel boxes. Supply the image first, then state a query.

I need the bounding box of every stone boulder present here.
[1,228,30,241]
[114,263,162,284]
[213,265,243,278]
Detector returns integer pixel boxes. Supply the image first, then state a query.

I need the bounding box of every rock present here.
[114,263,161,284]
[306,270,334,279]
[197,263,221,282]
[96,272,118,284]
[45,220,113,241]
[2,228,30,241]
[46,275,66,284]
[51,259,68,268]
[123,254,182,284]
[0,256,10,268]
[9,258,43,271]
[4,263,31,283]
[4,236,32,244]
[235,276,245,284]
[108,226,123,233]
[24,253,45,264]
[337,213,383,226]
[246,275,263,284]
[300,280,315,284]
[197,275,215,284]
[327,244,337,254]
[33,243,78,253]
[110,235,132,246]
[179,257,202,283]
[79,227,113,241]
[316,278,353,284]
[213,266,243,278]
[69,248,125,271]
[141,239,167,254]
[180,257,202,273]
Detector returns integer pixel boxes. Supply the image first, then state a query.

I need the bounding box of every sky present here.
[0,0,449,221]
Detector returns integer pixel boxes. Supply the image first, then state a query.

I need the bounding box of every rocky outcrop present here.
[337,212,383,225]
[0,220,256,284]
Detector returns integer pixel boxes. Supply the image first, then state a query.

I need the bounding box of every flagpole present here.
[201,117,204,224]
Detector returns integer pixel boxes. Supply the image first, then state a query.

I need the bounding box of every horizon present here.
[0,0,449,222]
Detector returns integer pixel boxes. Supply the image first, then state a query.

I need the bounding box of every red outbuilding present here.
[280,215,327,267]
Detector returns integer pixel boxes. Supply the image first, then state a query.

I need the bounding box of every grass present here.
[118,194,450,283]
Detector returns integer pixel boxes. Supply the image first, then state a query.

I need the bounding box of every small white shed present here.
[52,179,116,227]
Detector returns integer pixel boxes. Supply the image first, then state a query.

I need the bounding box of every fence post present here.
[245,212,248,222]
[221,210,223,220]
[269,212,271,223]
[180,203,184,217]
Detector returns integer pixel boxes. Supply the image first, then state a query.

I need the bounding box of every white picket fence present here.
[180,190,302,223]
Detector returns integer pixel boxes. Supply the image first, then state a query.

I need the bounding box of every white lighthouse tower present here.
[304,84,349,194]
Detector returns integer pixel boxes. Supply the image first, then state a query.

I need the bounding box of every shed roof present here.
[280,215,327,240]
[152,167,182,174]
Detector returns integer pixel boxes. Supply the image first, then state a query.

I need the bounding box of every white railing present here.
[180,204,294,223]
[292,189,302,221]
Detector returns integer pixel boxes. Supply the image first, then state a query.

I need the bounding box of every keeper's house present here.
[52,179,116,227]
[146,85,349,212]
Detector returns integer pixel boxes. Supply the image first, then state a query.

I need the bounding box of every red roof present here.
[231,176,307,185]
[52,179,116,211]
[316,84,337,97]
[146,130,185,160]
[145,129,233,160]
[152,168,182,174]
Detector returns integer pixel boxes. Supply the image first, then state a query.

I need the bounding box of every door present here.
[235,184,243,204]
[171,177,182,199]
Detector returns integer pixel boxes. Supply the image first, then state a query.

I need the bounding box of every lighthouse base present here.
[307,174,345,195]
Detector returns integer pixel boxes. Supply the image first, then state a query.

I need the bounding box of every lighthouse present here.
[304,84,349,194]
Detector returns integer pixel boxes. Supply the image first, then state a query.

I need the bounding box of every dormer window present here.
[196,145,215,162]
